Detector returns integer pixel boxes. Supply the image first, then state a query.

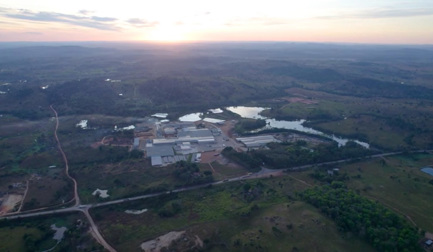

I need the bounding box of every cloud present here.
[0,8,119,31]
[91,16,117,22]
[127,18,159,27]
[79,9,93,16]
[318,8,433,20]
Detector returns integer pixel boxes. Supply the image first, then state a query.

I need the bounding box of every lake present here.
[177,106,369,148]
[421,167,433,177]
[226,106,369,148]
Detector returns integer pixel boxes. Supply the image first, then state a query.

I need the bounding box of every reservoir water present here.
[226,106,369,148]
[421,167,433,177]
[178,106,370,148]
[178,112,203,122]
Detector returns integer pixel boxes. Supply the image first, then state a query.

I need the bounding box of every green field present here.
[92,176,376,251]
[290,153,433,233]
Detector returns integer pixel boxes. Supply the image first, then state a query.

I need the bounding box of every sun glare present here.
[147,25,187,42]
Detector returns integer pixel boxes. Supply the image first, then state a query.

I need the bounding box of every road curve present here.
[50,105,80,206]
[82,209,116,252]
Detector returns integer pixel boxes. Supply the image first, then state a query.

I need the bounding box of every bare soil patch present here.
[0,194,22,215]
[200,151,221,164]
[140,231,185,252]
[218,121,236,138]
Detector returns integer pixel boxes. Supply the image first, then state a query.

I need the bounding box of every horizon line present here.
[1,40,433,47]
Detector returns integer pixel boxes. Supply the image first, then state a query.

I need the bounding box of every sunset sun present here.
[147,25,187,42]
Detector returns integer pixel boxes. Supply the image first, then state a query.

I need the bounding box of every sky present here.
[0,0,432,44]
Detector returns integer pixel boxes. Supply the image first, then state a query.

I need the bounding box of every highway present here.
[3,148,431,222]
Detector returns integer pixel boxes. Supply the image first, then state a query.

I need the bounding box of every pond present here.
[42,224,67,252]
[179,112,203,122]
[226,106,370,148]
[421,167,433,177]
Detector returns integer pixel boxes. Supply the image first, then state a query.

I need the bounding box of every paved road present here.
[3,149,431,221]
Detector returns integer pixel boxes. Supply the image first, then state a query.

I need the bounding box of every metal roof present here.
[151,156,163,166]
[237,135,278,147]
[146,145,174,157]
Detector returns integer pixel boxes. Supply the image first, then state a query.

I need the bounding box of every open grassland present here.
[346,154,433,233]
[72,149,247,203]
[73,159,178,204]
[314,116,408,149]
[228,202,375,252]
[289,153,433,233]
[208,160,249,179]
[92,177,374,251]
[21,171,73,211]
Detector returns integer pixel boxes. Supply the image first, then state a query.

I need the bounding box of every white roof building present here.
[236,135,278,148]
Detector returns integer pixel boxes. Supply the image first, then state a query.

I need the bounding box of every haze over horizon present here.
[1,0,433,44]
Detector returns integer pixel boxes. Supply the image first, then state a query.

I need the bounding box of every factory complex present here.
[143,122,222,166]
[133,117,279,167]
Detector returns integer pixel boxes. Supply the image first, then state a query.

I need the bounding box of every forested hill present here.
[1,42,433,119]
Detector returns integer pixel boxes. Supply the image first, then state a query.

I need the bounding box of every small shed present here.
[426,239,433,246]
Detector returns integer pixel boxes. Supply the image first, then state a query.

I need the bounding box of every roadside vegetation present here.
[90,153,431,251]
[223,141,376,170]
[221,147,262,172]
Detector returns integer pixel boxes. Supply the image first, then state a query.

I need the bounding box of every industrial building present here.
[236,135,279,148]
[146,124,217,166]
